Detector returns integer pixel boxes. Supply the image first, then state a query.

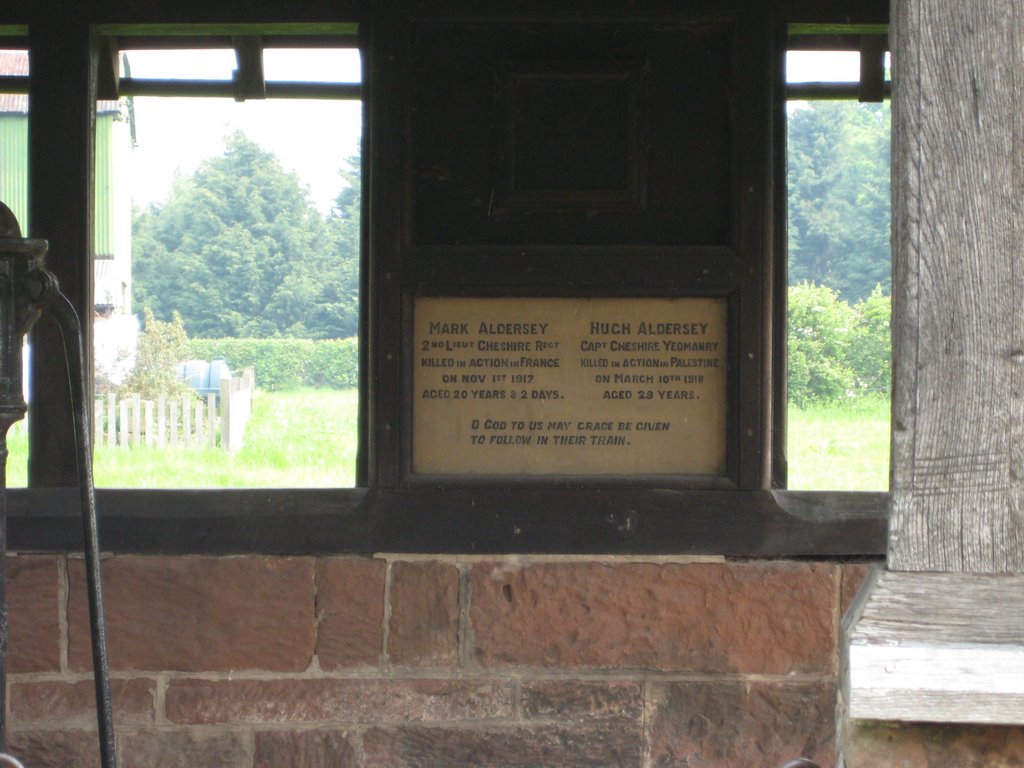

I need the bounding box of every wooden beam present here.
[95,34,120,101]
[28,20,95,486]
[845,570,1024,724]
[232,35,265,101]
[888,0,1024,573]
[6,487,888,556]
[843,0,1024,737]
[857,34,886,102]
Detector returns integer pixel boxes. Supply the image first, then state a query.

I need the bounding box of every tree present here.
[788,101,891,303]
[132,133,360,340]
[264,155,361,339]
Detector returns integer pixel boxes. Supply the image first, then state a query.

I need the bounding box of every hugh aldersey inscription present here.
[413,297,727,475]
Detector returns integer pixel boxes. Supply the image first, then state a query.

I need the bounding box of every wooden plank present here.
[118,397,129,446]
[889,0,1024,572]
[857,34,886,103]
[106,392,115,448]
[734,3,775,489]
[6,488,887,557]
[194,399,204,448]
[182,396,191,447]
[144,399,154,447]
[131,395,142,446]
[157,395,166,448]
[846,570,1024,723]
[366,2,405,488]
[231,34,265,101]
[207,395,216,448]
[169,399,178,447]
[93,397,101,446]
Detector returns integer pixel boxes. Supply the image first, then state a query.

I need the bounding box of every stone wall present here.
[5,554,872,767]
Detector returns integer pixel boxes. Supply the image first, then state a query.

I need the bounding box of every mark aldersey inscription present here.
[413,297,727,475]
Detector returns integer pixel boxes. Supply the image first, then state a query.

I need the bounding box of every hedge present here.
[187,337,358,391]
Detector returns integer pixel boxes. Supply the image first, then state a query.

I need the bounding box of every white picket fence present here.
[94,367,255,452]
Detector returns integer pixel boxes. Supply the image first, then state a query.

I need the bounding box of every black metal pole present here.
[49,295,117,768]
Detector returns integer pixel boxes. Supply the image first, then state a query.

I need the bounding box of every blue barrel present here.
[177,358,232,401]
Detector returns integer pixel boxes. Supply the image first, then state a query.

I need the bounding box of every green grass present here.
[3,390,889,491]
[3,388,359,489]
[787,396,890,491]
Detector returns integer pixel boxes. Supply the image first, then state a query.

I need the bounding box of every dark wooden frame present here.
[1,0,889,557]
[388,7,773,490]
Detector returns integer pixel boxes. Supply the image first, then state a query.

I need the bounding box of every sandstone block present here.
[67,556,315,673]
[646,680,837,768]
[388,560,460,667]
[6,555,61,673]
[315,557,386,669]
[166,677,514,724]
[470,561,836,673]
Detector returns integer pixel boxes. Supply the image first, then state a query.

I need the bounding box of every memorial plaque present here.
[412,297,728,476]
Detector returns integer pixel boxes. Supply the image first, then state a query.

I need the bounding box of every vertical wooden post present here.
[118,398,128,447]
[144,400,154,447]
[169,399,178,448]
[207,395,216,449]
[157,395,166,449]
[131,394,141,447]
[194,399,204,448]
[106,392,115,448]
[221,378,232,453]
[888,0,1024,573]
[842,0,1024,755]
[27,19,95,486]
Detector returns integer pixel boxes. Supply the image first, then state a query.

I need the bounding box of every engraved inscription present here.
[413,297,727,476]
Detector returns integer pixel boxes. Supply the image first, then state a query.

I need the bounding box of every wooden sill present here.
[843,568,1024,725]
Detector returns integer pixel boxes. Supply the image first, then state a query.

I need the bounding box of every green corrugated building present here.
[0,49,133,312]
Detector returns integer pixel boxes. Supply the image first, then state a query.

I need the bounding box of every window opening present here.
[89,41,362,488]
[0,46,28,487]
[786,50,861,84]
[120,48,237,81]
[784,45,891,491]
[0,49,28,230]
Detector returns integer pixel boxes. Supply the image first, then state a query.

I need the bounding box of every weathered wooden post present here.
[841,0,1024,763]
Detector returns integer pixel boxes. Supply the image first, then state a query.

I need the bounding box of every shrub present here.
[850,285,891,396]
[788,282,858,405]
[119,309,195,400]
[186,337,358,390]
[787,282,892,406]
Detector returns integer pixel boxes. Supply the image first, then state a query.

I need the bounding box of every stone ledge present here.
[843,568,1024,725]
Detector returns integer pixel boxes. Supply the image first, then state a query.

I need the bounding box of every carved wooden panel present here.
[497,64,645,212]
[410,21,733,246]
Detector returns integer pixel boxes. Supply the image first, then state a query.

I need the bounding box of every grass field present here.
[2,390,889,490]
[3,388,359,489]
[786,396,890,491]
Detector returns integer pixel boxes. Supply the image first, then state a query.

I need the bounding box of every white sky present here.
[785,50,861,84]
[125,50,869,213]
[124,49,362,214]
